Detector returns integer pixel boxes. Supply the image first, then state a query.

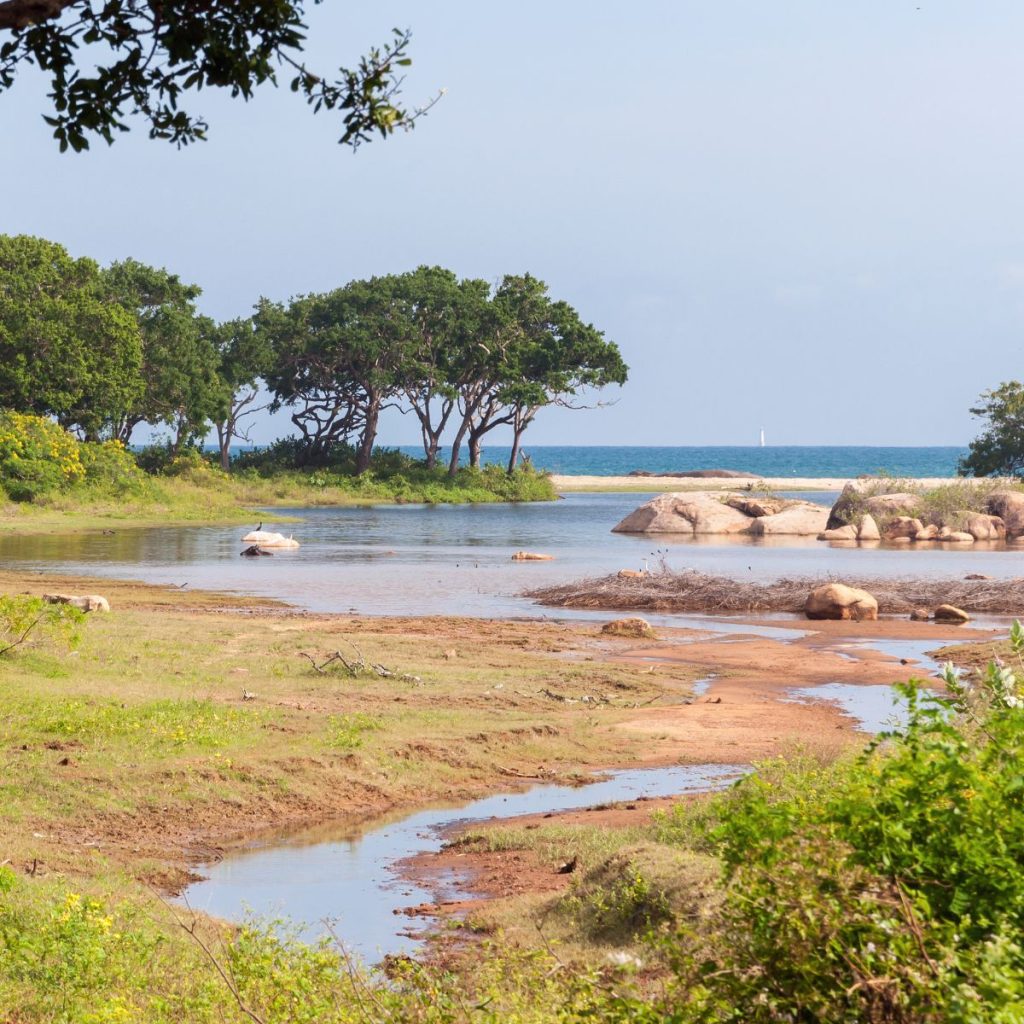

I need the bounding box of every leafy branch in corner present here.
[0,2,443,151]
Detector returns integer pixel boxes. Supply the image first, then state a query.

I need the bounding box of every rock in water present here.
[804,583,878,621]
[910,608,931,621]
[613,492,828,536]
[934,604,971,624]
[987,492,1024,537]
[857,514,881,541]
[819,525,858,541]
[748,502,829,536]
[511,551,555,561]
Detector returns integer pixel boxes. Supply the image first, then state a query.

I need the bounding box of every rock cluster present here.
[822,483,1024,545]
[612,492,829,536]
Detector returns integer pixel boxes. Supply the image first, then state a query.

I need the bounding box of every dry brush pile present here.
[527,569,1024,615]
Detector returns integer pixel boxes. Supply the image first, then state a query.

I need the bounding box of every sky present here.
[3,1,1024,448]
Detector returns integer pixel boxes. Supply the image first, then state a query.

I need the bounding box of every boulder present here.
[43,593,110,613]
[857,514,881,541]
[890,536,912,545]
[910,607,931,622]
[512,551,555,561]
[805,583,879,621]
[864,493,923,518]
[987,491,1024,537]
[725,496,784,518]
[601,617,656,638]
[934,604,971,624]
[613,492,829,536]
[884,517,925,540]
[914,524,939,541]
[748,501,830,536]
[612,492,753,535]
[944,532,975,543]
[825,484,922,531]
[963,512,1006,541]
[818,525,858,541]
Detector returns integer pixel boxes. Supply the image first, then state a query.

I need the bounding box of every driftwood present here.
[527,569,1024,615]
[299,641,422,683]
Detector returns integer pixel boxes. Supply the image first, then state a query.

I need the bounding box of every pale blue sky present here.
[3,1,1024,447]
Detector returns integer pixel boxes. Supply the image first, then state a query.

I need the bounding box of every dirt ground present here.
[0,565,1003,938]
[398,615,1001,927]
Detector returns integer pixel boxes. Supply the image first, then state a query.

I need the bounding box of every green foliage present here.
[0,595,82,657]
[646,632,1024,1023]
[960,381,1024,477]
[0,5,430,151]
[0,411,84,500]
[77,439,150,497]
[102,259,220,448]
[325,712,382,750]
[12,696,261,753]
[0,236,142,438]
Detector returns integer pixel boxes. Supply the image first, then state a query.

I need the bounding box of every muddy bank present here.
[529,569,1024,615]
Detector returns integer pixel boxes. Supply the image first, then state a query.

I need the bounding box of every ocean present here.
[393,445,967,478]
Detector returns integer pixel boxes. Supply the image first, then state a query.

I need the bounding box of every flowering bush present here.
[78,438,148,496]
[0,411,84,500]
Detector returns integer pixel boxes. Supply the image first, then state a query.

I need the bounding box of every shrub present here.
[651,626,1024,1023]
[0,595,83,657]
[0,411,84,501]
[78,439,150,496]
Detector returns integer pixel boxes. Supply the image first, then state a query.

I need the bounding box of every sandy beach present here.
[550,474,964,492]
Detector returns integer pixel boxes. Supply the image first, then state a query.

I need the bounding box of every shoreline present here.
[550,474,981,492]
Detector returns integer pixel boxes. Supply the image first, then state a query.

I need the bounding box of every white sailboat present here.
[759,428,766,448]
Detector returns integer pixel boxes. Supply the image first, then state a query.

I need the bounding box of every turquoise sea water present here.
[393,445,966,477]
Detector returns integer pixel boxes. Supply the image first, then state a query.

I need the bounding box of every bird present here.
[256,521,263,531]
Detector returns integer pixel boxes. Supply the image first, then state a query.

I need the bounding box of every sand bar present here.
[551,474,967,493]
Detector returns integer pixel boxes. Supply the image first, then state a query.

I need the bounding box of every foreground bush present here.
[645,625,1024,1023]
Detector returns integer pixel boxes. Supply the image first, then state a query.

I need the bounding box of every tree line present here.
[0,235,627,475]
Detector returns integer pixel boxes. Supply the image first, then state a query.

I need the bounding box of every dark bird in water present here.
[256,521,263,531]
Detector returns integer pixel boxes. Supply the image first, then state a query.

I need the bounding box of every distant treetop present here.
[0,1,439,152]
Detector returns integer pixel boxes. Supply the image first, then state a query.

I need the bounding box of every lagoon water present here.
[2,491,1022,618]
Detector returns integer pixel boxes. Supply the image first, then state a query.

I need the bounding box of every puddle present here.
[786,683,914,733]
[180,763,743,964]
[692,674,717,696]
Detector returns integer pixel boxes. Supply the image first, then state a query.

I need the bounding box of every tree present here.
[0,2,437,152]
[210,318,271,472]
[262,275,414,472]
[450,274,627,474]
[0,234,142,437]
[395,267,491,469]
[102,258,220,449]
[959,381,1024,477]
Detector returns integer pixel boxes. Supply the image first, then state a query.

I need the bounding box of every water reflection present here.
[2,491,1022,617]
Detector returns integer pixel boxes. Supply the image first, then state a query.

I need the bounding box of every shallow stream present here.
[181,763,743,963]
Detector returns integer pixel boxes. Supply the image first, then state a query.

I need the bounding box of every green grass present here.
[0,463,558,535]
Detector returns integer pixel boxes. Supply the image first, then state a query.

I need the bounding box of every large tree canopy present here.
[102,258,220,448]
[0,1,434,151]
[0,234,142,438]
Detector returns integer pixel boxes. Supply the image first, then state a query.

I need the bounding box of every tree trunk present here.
[447,418,470,477]
[468,433,482,468]
[507,431,524,474]
[355,402,380,474]
[215,421,231,472]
